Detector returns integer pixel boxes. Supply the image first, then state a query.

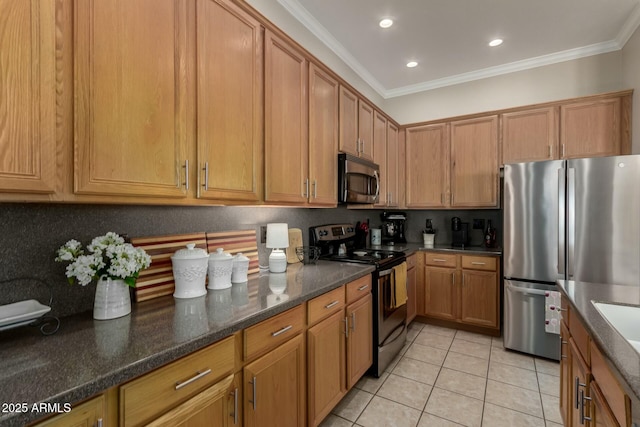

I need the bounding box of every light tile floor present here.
[321,321,562,427]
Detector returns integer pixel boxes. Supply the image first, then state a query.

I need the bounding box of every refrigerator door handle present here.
[507,284,549,296]
[567,167,575,278]
[558,168,566,276]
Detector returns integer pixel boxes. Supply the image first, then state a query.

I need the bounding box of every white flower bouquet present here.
[55,232,151,287]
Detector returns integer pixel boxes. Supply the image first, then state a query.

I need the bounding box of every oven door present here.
[377,261,407,343]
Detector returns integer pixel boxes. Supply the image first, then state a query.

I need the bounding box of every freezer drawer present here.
[503,280,560,360]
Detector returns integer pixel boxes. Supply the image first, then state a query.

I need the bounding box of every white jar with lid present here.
[231,253,250,283]
[171,243,209,299]
[208,248,233,290]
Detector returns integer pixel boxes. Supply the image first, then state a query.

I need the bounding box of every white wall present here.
[622,26,640,154]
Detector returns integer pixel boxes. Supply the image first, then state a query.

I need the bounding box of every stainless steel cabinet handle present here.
[325,300,339,309]
[344,316,349,338]
[562,143,566,158]
[441,193,444,205]
[356,138,361,155]
[271,325,292,337]
[560,340,568,359]
[358,284,369,291]
[249,377,257,410]
[471,261,486,265]
[350,312,356,331]
[452,272,455,286]
[433,258,447,262]
[303,178,309,198]
[574,376,586,409]
[580,389,592,424]
[313,179,317,198]
[202,162,209,191]
[232,387,238,424]
[548,145,552,158]
[175,369,212,390]
[183,160,189,190]
[96,419,103,427]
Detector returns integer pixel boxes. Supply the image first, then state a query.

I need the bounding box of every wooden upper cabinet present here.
[339,86,359,157]
[373,111,387,207]
[264,30,308,203]
[405,123,450,208]
[308,63,338,206]
[501,107,558,165]
[0,0,56,194]
[386,122,400,207]
[450,115,499,207]
[358,101,374,161]
[561,97,621,159]
[196,0,263,202]
[74,0,189,198]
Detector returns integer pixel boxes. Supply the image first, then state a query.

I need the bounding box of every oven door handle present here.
[379,268,394,277]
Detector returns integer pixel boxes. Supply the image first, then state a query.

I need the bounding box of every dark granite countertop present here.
[369,242,502,256]
[557,279,640,425]
[0,261,374,427]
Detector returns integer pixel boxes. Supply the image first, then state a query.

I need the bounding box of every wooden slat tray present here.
[130,233,207,302]
[206,230,260,277]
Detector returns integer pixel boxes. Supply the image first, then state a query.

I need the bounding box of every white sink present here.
[592,302,640,354]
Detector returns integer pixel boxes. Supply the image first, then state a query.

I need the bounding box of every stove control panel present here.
[310,224,355,242]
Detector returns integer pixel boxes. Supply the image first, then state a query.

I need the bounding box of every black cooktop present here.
[320,249,405,266]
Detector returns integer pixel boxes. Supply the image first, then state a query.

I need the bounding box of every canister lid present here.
[234,252,250,262]
[172,243,208,259]
[210,247,233,260]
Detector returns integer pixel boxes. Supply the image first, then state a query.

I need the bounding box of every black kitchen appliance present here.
[451,217,470,247]
[380,211,407,245]
[309,223,407,377]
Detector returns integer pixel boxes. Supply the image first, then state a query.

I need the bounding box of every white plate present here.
[0,300,51,328]
[353,251,368,256]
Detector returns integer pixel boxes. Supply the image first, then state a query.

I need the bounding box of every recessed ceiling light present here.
[379,18,393,28]
[406,61,418,68]
[489,39,503,47]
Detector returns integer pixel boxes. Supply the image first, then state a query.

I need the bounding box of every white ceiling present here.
[277,0,640,99]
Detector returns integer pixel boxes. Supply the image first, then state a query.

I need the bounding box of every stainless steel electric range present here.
[310,224,408,377]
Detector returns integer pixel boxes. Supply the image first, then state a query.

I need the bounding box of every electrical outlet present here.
[260,226,267,243]
[473,219,485,230]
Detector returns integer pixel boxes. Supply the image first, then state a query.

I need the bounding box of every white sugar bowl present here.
[231,253,250,283]
[171,243,209,299]
[208,248,233,290]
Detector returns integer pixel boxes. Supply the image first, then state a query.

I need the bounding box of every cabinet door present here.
[74,0,189,198]
[146,374,236,427]
[373,111,387,207]
[0,0,56,194]
[346,293,373,389]
[570,338,591,427]
[450,115,499,207]
[406,266,417,324]
[264,30,308,203]
[501,107,557,164]
[386,122,400,207]
[590,381,619,427]
[560,322,571,427]
[196,0,263,202]
[244,334,305,427]
[308,310,347,426]
[339,86,359,157]
[460,270,498,328]
[405,124,450,208]
[34,395,104,426]
[561,98,621,159]
[308,63,338,206]
[358,101,374,161]
[424,266,457,321]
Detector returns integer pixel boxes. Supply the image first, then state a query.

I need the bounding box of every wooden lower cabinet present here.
[406,261,417,324]
[570,338,591,427]
[346,293,373,389]
[459,269,498,328]
[424,266,457,321]
[560,321,571,426]
[244,334,305,427]
[32,394,105,427]
[590,380,619,427]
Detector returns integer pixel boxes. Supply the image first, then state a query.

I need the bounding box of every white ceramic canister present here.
[171,243,209,299]
[231,252,250,283]
[208,248,233,290]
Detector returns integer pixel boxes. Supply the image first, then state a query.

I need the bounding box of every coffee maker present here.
[381,212,407,245]
[451,217,470,247]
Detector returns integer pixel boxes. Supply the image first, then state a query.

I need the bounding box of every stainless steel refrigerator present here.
[503,155,640,360]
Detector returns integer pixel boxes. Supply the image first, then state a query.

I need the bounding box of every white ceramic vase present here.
[93,276,132,320]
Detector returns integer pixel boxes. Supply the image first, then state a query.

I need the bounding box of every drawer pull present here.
[231,387,238,424]
[249,377,257,410]
[350,312,356,331]
[271,325,293,337]
[574,376,586,409]
[325,300,339,309]
[175,369,212,390]
[471,261,486,265]
[358,284,369,291]
[433,258,447,262]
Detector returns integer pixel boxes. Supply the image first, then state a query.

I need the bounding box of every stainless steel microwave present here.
[338,153,380,204]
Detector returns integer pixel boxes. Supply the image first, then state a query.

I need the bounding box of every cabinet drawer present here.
[461,255,497,271]
[120,335,235,427]
[568,309,590,364]
[308,285,345,326]
[346,275,372,304]
[406,254,417,270]
[590,341,630,427]
[424,252,457,268]
[244,305,304,360]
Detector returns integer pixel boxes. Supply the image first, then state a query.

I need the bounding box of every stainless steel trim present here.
[250,377,257,410]
[507,285,548,296]
[558,168,566,276]
[379,268,394,277]
[175,369,212,390]
[567,167,575,277]
[232,387,238,424]
[271,325,292,337]
[202,161,208,191]
[325,301,339,309]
